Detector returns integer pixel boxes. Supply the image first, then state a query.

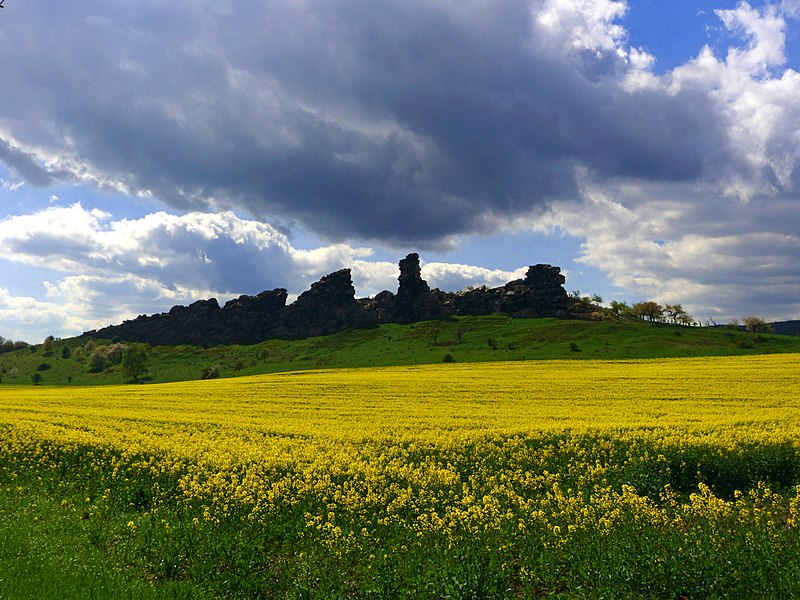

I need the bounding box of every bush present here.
[87,343,128,373]
[87,351,106,373]
[442,353,454,363]
[30,372,42,384]
[36,363,51,371]
[201,365,220,380]
[570,342,581,352]
[42,335,55,354]
[742,316,774,334]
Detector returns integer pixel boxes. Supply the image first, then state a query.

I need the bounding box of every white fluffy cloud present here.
[421,262,529,291]
[0,204,533,340]
[534,169,800,322]
[0,0,799,333]
[0,287,91,342]
[535,0,628,56]
[524,1,800,322]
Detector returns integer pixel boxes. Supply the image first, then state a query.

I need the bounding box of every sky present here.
[1,0,799,342]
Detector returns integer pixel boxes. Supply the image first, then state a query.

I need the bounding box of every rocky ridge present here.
[87,254,576,347]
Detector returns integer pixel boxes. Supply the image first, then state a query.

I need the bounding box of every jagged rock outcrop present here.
[451,265,568,319]
[369,253,449,324]
[87,254,575,346]
[273,269,374,338]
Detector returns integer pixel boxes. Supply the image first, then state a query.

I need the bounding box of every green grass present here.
[0,482,202,600]
[3,433,800,598]
[3,316,800,386]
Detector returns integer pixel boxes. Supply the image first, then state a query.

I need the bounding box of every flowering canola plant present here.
[2,354,800,596]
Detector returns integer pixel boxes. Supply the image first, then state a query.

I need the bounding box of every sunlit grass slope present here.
[2,354,800,597]
[3,315,800,385]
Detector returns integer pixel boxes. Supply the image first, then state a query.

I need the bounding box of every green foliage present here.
[633,300,665,322]
[86,350,107,374]
[0,317,798,386]
[0,484,201,600]
[201,365,220,380]
[742,315,774,333]
[4,433,800,598]
[87,343,127,373]
[664,303,694,325]
[122,344,150,382]
[0,336,29,355]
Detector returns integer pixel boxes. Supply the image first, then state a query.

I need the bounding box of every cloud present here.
[0,287,91,343]
[533,169,800,322]
[421,262,528,291]
[0,0,734,244]
[0,138,60,187]
[0,1,798,324]
[0,204,538,339]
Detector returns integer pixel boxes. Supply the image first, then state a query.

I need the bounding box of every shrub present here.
[570,342,581,352]
[36,363,51,371]
[30,372,42,384]
[742,316,774,334]
[442,353,454,363]
[87,343,128,373]
[201,365,220,380]
[87,351,106,373]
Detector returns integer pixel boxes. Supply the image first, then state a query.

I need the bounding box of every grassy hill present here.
[2,315,800,386]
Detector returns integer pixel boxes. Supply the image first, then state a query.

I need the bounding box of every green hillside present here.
[2,315,799,386]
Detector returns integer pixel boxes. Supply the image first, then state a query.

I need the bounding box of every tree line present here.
[572,293,774,332]
[0,336,29,355]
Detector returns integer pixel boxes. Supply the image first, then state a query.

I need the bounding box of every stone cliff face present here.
[87,254,573,346]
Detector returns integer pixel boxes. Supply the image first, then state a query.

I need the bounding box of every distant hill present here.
[772,320,800,336]
[4,315,800,386]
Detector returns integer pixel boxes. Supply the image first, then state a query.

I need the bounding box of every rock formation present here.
[86,253,574,347]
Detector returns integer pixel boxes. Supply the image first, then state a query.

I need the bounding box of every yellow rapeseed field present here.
[2,354,800,595]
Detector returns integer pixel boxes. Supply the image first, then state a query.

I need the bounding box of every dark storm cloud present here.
[0,0,726,244]
[0,139,59,187]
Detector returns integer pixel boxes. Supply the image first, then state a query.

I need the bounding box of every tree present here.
[608,300,633,318]
[664,303,694,326]
[122,343,150,382]
[87,343,127,373]
[0,337,29,354]
[87,349,107,373]
[632,301,664,322]
[741,316,773,334]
